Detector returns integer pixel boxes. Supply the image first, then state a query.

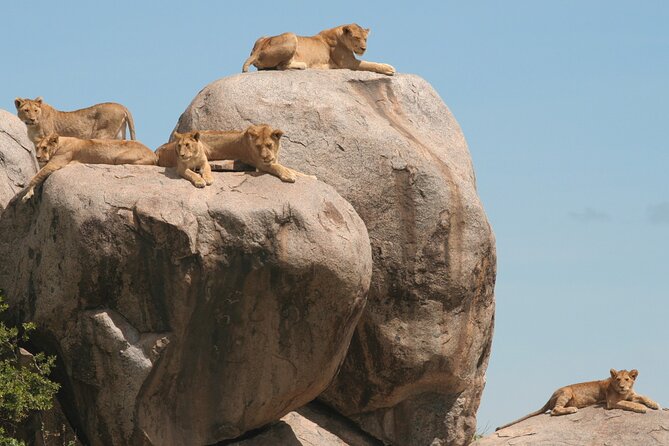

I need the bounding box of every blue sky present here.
[3,0,668,434]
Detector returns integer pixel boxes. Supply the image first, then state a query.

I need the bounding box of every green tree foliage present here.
[0,294,60,444]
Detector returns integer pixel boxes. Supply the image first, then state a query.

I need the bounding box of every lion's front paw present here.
[192,178,206,188]
[21,188,34,203]
[648,401,661,410]
[203,175,214,186]
[280,172,297,183]
[380,63,396,76]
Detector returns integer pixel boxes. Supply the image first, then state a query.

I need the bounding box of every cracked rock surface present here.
[174,70,496,446]
[474,406,669,445]
[0,109,38,211]
[0,164,372,446]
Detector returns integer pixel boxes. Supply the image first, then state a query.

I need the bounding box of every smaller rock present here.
[226,402,382,446]
[0,109,37,210]
[473,405,669,445]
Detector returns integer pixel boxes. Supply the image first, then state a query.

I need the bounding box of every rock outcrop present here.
[474,406,669,445]
[173,70,497,446]
[0,164,372,446]
[0,109,37,210]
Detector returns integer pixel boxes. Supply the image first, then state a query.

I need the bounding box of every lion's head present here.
[245,125,284,166]
[610,368,638,394]
[341,24,370,56]
[34,134,59,164]
[15,97,45,126]
[173,131,203,161]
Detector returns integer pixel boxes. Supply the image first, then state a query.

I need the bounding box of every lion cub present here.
[242,23,395,76]
[173,132,214,188]
[158,125,314,183]
[496,368,661,431]
[15,97,136,145]
[22,134,157,202]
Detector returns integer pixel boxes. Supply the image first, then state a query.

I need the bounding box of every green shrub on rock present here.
[0,293,59,444]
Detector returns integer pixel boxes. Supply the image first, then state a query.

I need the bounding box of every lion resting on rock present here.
[157,125,314,183]
[172,131,214,188]
[242,23,395,76]
[22,134,156,202]
[15,97,136,144]
[496,368,661,431]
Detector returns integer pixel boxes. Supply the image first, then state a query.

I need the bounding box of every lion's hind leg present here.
[550,390,578,416]
[252,33,298,70]
[282,60,307,70]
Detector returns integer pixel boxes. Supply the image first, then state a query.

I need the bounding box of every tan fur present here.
[21,134,156,202]
[172,132,214,188]
[157,125,315,183]
[496,369,661,431]
[242,24,395,76]
[15,97,136,145]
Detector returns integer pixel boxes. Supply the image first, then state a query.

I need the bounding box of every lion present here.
[496,369,661,431]
[242,23,395,76]
[156,125,314,183]
[15,97,136,145]
[21,134,156,202]
[172,131,214,188]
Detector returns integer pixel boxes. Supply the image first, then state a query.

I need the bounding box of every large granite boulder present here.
[474,406,669,445]
[0,164,372,446]
[173,70,497,446]
[0,109,37,210]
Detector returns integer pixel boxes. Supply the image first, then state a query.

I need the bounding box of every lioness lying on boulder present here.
[173,131,214,188]
[496,368,661,431]
[242,23,395,76]
[15,97,136,144]
[156,125,314,183]
[22,134,156,202]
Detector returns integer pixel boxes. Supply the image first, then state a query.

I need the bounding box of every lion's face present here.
[174,132,202,161]
[15,97,44,126]
[246,125,283,166]
[610,368,638,393]
[35,134,59,165]
[342,24,370,56]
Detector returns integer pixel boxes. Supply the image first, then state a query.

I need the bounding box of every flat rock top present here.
[475,406,669,446]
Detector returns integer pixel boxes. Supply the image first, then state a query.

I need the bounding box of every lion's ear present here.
[35,97,43,104]
[271,129,284,140]
[630,369,639,379]
[192,132,201,142]
[173,131,182,140]
[343,25,351,35]
[365,28,370,35]
[246,126,259,139]
[14,98,24,109]
[610,368,618,378]
[48,134,59,145]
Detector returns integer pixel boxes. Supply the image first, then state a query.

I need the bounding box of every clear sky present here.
[3,0,668,435]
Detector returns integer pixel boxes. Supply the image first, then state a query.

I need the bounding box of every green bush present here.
[0,294,60,445]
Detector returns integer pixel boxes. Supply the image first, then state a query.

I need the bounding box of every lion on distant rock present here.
[496,368,661,431]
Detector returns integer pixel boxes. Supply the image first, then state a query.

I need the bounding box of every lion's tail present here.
[495,399,553,432]
[242,36,267,72]
[124,108,136,140]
